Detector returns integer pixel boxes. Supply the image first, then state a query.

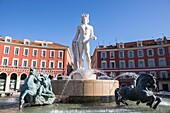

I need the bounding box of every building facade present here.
[92,37,170,91]
[0,36,73,93]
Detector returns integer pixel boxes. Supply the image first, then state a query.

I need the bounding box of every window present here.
[42,42,47,46]
[128,51,134,58]
[22,59,28,67]
[24,39,30,45]
[58,51,63,58]
[32,60,37,68]
[42,50,46,57]
[157,48,165,56]
[119,45,123,48]
[138,60,145,68]
[119,42,124,48]
[148,59,155,67]
[2,57,8,66]
[110,61,115,68]
[5,36,12,42]
[6,39,11,42]
[128,60,135,68]
[101,52,106,59]
[12,58,18,67]
[119,51,124,58]
[50,50,55,58]
[159,58,166,67]
[160,71,168,80]
[41,60,46,68]
[110,52,114,59]
[58,61,63,68]
[32,49,38,56]
[25,41,29,45]
[169,47,170,54]
[101,61,107,68]
[156,38,163,45]
[14,47,19,55]
[49,61,54,68]
[150,71,157,78]
[147,49,154,56]
[119,60,126,68]
[24,48,29,56]
[137,50,144,57]
[4,46,10,54]
[137,41,143,47]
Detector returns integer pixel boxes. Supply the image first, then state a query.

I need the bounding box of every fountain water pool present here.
[1,97,170,113]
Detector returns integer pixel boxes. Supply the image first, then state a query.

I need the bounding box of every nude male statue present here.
[72,14,97,70]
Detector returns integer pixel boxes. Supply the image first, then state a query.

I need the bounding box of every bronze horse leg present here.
[136,101,140,105]
[115,88,128,106]
[153,96,162,109]
[146,95,156,108]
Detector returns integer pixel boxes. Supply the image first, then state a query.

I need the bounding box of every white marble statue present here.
[72,14,97,70]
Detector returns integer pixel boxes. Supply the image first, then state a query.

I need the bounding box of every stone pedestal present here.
[51,79,119,102]
[72,74,96,80]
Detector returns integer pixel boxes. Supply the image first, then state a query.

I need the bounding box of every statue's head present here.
[81,14,89,24]
[137,73,157,90]
[30,68,36,75]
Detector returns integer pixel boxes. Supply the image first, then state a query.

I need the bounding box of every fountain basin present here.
[51,80,119,102]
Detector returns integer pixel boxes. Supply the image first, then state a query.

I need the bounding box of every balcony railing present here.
[157,77,170,81]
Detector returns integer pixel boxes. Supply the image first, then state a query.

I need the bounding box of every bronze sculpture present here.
[19,68,55,109]
[115,73,162,109]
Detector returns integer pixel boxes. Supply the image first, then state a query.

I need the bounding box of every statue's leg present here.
[76,43,80,69]
[19,90,28,109]
[72,42,77,69]
[153,96,162,109]
[84,42,91,69]
[73,54,77,69]
[78,42,84,69]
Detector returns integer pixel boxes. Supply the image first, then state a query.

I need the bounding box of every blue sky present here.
[0,0,170,55]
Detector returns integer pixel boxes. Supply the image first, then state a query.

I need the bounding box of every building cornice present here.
[0,41,68,50]
[96,43,170,52]
[99,67,170,72]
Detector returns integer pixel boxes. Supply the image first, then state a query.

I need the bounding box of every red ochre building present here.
[0,36,73,94]
[91,36,170,92]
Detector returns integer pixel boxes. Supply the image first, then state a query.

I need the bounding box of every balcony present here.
[158,77,170,81]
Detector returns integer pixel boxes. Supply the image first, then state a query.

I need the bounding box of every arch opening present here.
[10,73,17,91]
[0,73,7,91]
[48,75,54,80]
[20,74,27,88]
[57,74,62,80]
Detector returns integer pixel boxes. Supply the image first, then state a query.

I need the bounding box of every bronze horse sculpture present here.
[115,73,162,109]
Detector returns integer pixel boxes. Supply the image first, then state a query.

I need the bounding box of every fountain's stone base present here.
[51,80,119,102]
[72,74,96,80]
[64,96,115,103]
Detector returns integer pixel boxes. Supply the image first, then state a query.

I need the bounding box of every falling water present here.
[58,70,139,101]
[58,69,105,101]
[113,72,139,80]
[58,69,84,101]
